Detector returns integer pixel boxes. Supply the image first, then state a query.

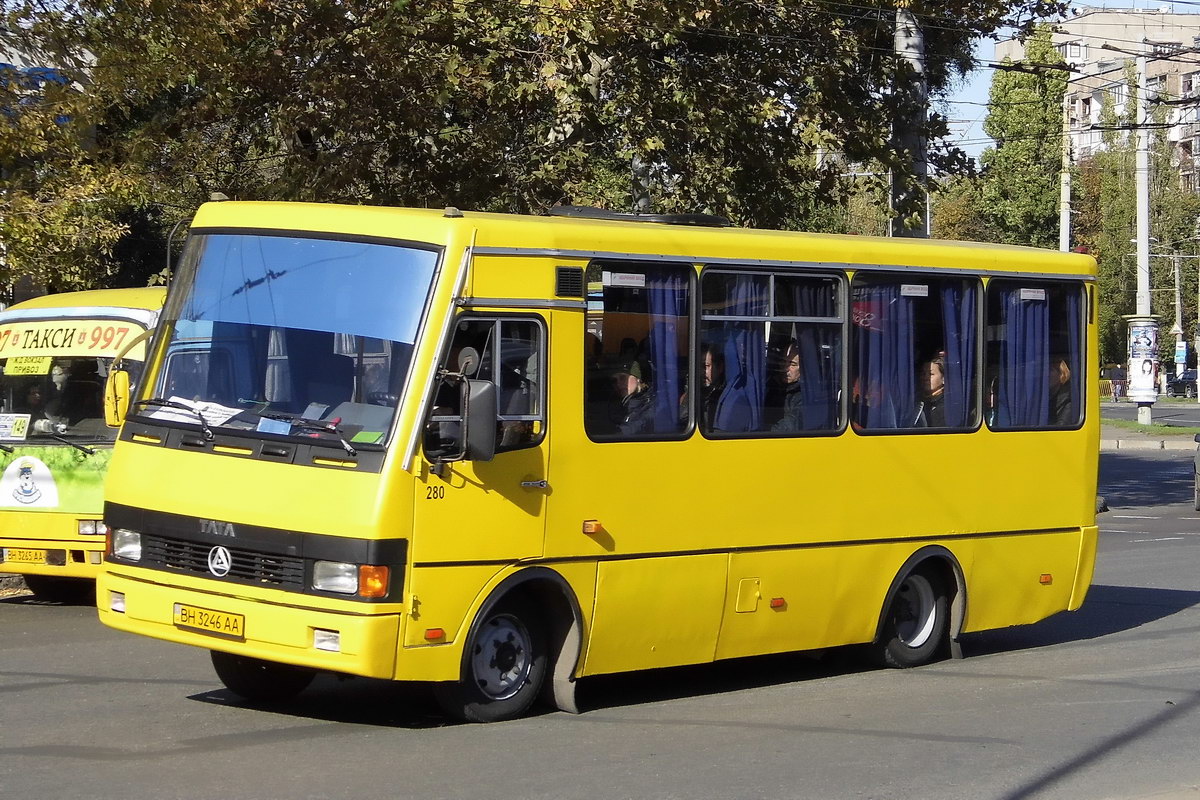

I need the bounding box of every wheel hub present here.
[471,614,531,701]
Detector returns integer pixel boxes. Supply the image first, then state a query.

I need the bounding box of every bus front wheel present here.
[434,597,547,723]
[874,565,950,669]
[210,651,315,703]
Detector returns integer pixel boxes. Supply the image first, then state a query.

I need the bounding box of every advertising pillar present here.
[1125,315,1160,424]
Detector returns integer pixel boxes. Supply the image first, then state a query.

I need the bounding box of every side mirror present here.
[104,369,131,428]
[462,379,497,462]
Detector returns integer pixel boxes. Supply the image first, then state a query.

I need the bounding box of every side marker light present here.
[582,520,603,535]
[1039,574,1053,585]
[424,628,445,641]
[769,597,786,609]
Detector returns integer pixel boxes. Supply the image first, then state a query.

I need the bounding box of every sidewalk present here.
[1101,422,1196,452]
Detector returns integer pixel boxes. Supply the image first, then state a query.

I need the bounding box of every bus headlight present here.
[313,561,357,594]
[112,529,142,561]
[78,520,108,536]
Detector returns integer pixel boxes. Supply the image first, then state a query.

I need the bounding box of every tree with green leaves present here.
[977,24,1067,248]
[1,0,1067,295]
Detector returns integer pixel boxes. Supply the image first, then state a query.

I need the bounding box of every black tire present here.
[209,651,315,703]
[874,565,950,669]
[433,596,547,723]
[22,575,95,604]
[1166,387,1176,398]
[1188,386,1196,399]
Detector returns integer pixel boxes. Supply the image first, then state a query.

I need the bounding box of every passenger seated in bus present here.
[611,358,655,435]
[914,356,946,428]
[770,341,804,432]
[1049,355,1073,426]
[681,344,725,430]
[18,382,48,420]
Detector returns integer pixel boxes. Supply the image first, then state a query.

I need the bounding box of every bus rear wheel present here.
[434,597,547,723]
[210,651,315,703]
[874,565,950,669]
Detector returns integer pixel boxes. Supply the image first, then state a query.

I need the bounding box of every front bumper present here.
[0,513,106,580]
[97,568,402,679]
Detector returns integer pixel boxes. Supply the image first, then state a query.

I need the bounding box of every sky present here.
[945,41,996,165]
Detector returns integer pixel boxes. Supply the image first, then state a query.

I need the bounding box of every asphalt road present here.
[1105,397,1200,428]
[2,450,1199,800]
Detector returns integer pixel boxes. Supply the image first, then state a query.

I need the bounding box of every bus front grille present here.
[141,534,305,588]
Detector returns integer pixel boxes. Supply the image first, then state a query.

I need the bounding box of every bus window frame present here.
[583,258,697,444]
[847,270,986,437]
[982,277,1088,434]
[696,265,848,440]
[423,312,549,459]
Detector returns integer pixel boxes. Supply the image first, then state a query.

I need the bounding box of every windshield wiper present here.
[50,434,95,456]
[0,443,12,454]
[131,398,215,441]
[289,418,358,457]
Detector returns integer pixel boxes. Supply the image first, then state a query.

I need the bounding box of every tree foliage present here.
[2,0,1066,292]
[976,25,1066,248]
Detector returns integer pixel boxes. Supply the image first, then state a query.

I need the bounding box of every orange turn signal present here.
[358,565,390,598]
[582,519,603,535]
[1039,573,1053,585]
[424,628,445,641]
[769,597,786,609]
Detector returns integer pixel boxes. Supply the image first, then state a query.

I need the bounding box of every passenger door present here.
[411,314,549,567]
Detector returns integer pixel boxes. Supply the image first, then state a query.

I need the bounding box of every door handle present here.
[520,479,549,489]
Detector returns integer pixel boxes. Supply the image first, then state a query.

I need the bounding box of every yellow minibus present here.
[97,202,1098,721]
[0,288,165,600]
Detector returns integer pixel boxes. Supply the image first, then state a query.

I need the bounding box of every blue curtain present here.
[996,289,1049,427]
[852,283,917,429]
[791,283,839,430]
[647,268,688,433]
[714,277,768,431]
[940,282,976,428]
[1064,288,1082,424]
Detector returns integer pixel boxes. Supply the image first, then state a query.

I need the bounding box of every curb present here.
[1102,439,1196,451]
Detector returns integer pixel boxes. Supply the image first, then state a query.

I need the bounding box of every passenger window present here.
[985,281,1083,429]
[424,316,545,458]
[698,270,842,435]
[584,261,691,440]
[850,275,979,431]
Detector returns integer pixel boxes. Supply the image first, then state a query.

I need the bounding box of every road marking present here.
[1132,537,1185,542]
[1111,515,1160,519]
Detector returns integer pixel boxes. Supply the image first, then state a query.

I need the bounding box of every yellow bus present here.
[0,288,165,600]
[96,202,1098,721]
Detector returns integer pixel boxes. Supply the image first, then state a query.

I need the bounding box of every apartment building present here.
[996,7,1200,186]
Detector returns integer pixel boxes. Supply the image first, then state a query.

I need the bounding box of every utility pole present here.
[1172,251,1184,377]
[1127,48,1160,425]
[1059,91,1072,252]
[890,3,927,238]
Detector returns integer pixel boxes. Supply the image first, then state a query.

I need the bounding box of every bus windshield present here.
[148,233,439,446]
[0,355,134,443]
